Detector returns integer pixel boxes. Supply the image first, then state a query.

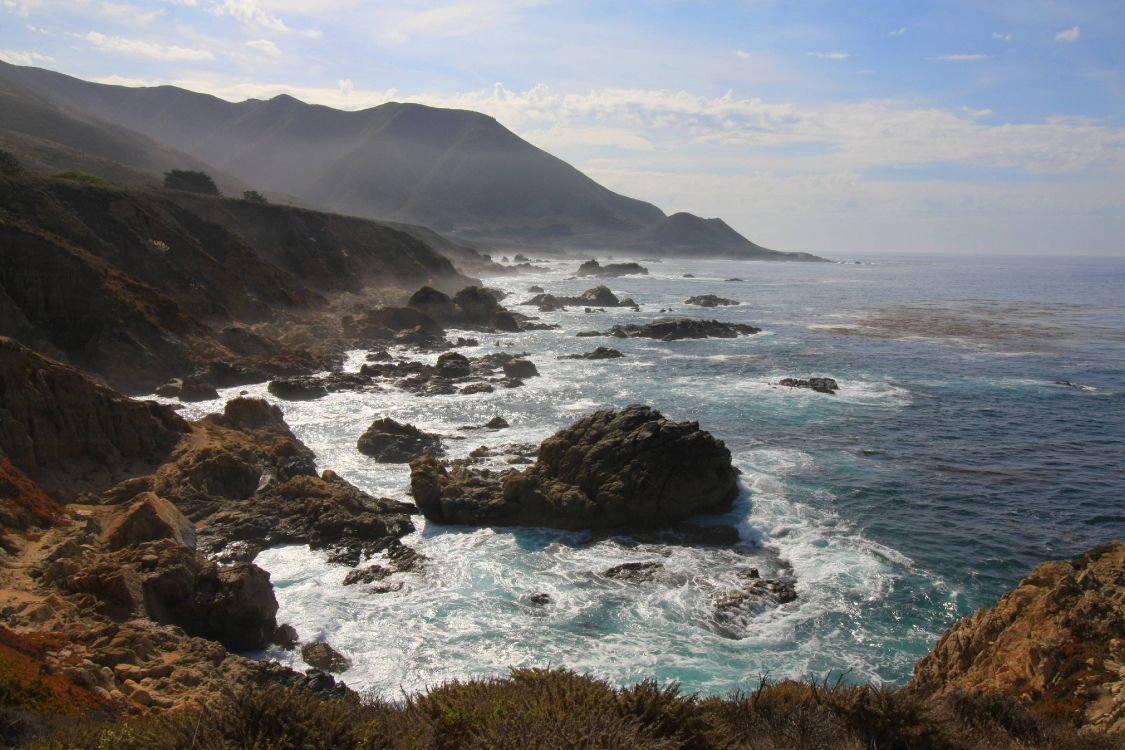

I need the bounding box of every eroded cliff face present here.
[912,542,1125,733]
[0,175,476,393]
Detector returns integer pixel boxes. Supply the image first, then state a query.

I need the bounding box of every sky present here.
[2,0,1124,256]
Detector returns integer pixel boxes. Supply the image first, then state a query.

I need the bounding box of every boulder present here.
[779,377,839,395]
[603,561,664,583]
[502,359,539,379]
[435,352,471,378]
[198,563,279,652]
[460,382,494,395]
[268,377,329,401]
[155,376,220,402]
[357,418,443,463]
[452,286,500,325]
[407,286,456,321]
[410,404,739,529]
[491,310,521,332]
[301,641,351,673]
[485,417,510,430]
[101,493,197,551]
[273,623,299,650]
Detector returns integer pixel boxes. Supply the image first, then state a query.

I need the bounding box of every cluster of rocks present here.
[521,285,638,312]
[778,377,839,395]
[410,405,739,530]
[684,294,739,307]
[576,260,649,278]
[357,418,444,463]
[578,318,761,341]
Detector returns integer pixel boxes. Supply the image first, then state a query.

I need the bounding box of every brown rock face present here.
[101,492,197,551]
[411,405,739,530]
[0,337,189,495]
[911,542,1125,733]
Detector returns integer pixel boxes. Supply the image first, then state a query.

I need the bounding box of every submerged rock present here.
[357,418,443,463]
[779,377,839,395]
[603,561,665,583]
[602,319,760,341]
[268,376,329,401]
[685,294,739,307]
[410,404,739,530]
[559,347,624,360]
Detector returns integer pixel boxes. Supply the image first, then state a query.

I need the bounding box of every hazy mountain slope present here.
[0,173,474,392]
[0,69,246,193]
[0,61,824,260]
[638,212,827,260]
[0,63,663,236]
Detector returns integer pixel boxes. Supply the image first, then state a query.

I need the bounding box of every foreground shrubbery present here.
[15,668,1123,750]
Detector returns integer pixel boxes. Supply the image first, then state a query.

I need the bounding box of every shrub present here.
[0,149,24,176]
[163,169,219,195]
[242,190,268,203]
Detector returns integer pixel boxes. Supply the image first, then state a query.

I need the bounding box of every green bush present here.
[163,169,219,195]
[0,149,24,176]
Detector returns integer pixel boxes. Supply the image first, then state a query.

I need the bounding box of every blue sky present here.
[2,0,1123,255]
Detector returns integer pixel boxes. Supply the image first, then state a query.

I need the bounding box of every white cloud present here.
[213,0,290,31]
[83,30,214,60]
[991,32,1011,42]
[373,0,551,44]
[0,48,54,64]
[939,54,987,62]
[888,27,906,36]
[245,38,280,57]
[98,2,165,25]
[807,51,850,60]
[1055,26,1080,43]
[735,49,750,59]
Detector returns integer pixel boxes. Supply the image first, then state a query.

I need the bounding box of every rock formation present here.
[357,418,444,464]
[685,294,739,307]
[410,405,739,529]
[912,542,1125,733]
[576,260,649,277]
[779,377,839,395]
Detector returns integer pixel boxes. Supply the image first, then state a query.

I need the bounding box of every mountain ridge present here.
[0,61,825,261]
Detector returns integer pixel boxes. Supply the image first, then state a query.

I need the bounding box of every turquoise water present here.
[166,254,1125,696]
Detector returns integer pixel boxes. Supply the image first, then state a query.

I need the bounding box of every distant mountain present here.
[0,61,824,260]
[638,212,825,261]
[0,68,246,193]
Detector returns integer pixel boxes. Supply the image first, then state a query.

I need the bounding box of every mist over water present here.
[164,254,1125,698]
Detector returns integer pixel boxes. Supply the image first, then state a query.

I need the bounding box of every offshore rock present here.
[779,377,839,395]
[602,319,760,341]
[357,418,443,463]
[559,347,624,360]
[576,260,648,278]
[410,405,739,530]
[912,542,1125,733]
[685,294,739,307]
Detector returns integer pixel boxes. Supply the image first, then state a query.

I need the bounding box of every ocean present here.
[161,253,1125,698]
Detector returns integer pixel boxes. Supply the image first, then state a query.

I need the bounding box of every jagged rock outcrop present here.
[100,493,197,551]
[0,337,189,496]
[912,542,1125,733]
[410,405,739,530]
[599,319,760,341]
[357,418,443,463]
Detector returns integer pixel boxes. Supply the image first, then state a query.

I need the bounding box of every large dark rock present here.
[357,418,443,463]
[521,285,636,310]
[268,377,329,401]
[410,404,739,529]
[452,286,501,325]
[603,318,760,341]
[576,260,649,277]
[301,641,351,673]
[435,352,471,378]
[502,358,539,379]
[407,286,456,322]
